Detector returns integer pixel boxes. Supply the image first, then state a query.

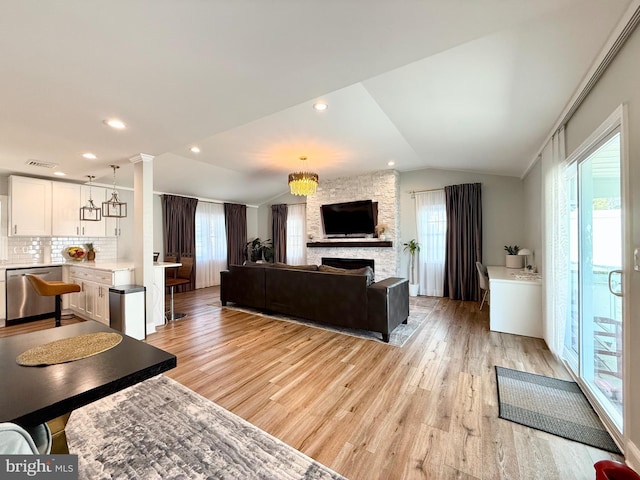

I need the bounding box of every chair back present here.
[476,261,489,290]
[176,256,194,280]
[164,254,178,279]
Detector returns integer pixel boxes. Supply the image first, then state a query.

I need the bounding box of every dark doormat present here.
[495,366,621,454]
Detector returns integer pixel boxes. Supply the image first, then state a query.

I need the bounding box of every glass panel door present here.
[566,130,623,432]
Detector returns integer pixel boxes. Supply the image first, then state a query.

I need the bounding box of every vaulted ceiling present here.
[0,1,632,205]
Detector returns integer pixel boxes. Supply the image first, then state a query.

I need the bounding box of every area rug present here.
[67,375,345,480]
[216,303,432,347]
[495,366,621,454]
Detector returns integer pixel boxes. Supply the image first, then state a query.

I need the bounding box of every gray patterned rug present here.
[67,376,346,479]
[217,303,432,347]
[495,366,621,454]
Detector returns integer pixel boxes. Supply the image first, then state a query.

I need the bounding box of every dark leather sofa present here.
[220,263,409,342]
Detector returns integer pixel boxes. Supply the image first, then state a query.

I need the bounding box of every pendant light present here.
[102,165,127,218]
[80,175,102,221]
[288,156,319,196]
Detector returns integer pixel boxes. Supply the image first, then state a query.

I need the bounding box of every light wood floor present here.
[2,287,620,479]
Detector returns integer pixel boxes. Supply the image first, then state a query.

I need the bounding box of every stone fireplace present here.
[306,170,400,281]
[322,257,375,271]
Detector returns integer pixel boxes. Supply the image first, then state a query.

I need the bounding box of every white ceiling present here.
[0,0,631,205]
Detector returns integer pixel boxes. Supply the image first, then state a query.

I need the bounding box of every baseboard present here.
[625,440,640,471]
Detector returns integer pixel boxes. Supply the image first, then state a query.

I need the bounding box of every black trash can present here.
[109,285,146,339]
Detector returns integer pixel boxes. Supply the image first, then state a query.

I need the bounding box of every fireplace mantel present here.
[307,241,392,248]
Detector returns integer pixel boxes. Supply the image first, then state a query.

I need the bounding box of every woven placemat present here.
[17,332,123,367]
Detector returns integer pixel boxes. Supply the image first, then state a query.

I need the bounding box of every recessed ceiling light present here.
[104,119,126,130]
[54,171,66,176]
[313,102,328,111]
[190,146,201,153]
[387,160,396,166]
[82,153,97,160]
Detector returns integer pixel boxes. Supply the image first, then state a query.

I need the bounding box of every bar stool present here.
[165,257,193,322]
[26,274,81,327]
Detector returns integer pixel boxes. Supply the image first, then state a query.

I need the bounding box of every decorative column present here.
[129,153,155,339]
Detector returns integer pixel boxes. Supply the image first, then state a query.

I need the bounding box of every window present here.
[286,204,306,265]
[195,202,227,287]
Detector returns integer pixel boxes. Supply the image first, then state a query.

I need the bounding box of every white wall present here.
[399,168,525,275]
[522,160,543,271]
[114,189,135,261]
[257,191,304,241]
[558,22,640,463]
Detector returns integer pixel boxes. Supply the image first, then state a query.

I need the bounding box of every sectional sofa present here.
[220,263,409,342]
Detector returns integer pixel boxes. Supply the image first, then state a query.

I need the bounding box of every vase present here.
[87,251,96,261]
[505,254,523,269]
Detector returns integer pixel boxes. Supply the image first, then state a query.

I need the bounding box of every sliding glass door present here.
[565,129,623,434]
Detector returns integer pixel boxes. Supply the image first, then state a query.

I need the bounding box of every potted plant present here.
[403,239,420,296]
[245,238,274,263]
[504,245,523,269]
[375,223,388,241]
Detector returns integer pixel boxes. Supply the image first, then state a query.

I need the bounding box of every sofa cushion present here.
[318,265,374,286]
[272,262,319,271]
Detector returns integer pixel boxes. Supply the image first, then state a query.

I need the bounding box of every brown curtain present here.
[443,183,482,301]
[224,203,247,266]
[162,194,198,292]
[272,204,288,263]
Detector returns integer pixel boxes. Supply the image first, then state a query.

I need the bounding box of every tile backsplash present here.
[5,236,118,264]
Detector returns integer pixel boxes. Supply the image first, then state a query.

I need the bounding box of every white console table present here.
[487,266,542,338]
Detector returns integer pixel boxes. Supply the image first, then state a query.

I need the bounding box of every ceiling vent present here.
[25,159,58,169]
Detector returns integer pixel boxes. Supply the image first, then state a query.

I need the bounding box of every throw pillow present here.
[273,262,319,271]
[318,265,374,286]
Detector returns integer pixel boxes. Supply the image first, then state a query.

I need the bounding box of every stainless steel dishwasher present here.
[6,265,63,325]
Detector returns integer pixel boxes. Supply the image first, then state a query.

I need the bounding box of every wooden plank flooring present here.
[1,287,621,479]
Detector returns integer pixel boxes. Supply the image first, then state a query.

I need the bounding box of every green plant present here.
[403,239,421,284]
[245,238,274,263]
[504,245,520,255]
[85,242,95,252]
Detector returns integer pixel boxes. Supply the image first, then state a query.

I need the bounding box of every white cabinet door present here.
[84,281,97,319]
[9,176,52,236]
[80,186,106,237]
[52,182,81,236]
[93,285,110,325]
[0,281,5,321]
[68,278,86,315]
[105,217,120,238]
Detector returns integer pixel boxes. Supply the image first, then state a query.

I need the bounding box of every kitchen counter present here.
[2,261,134,272]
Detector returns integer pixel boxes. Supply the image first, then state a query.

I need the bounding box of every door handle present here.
[608,269,623,297]
[13,225,17,234]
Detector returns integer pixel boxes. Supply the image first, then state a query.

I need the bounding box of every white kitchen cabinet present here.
[105,217,121,238]
[66,265,133,325]
[8,176,52,236]
[0,268,6,321]
[52,182,81,236]
[52,182,107,237]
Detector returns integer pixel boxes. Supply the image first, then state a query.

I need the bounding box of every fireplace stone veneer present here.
[306,170,400,282]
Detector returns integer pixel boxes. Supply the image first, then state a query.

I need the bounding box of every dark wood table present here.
[0,321,176,452]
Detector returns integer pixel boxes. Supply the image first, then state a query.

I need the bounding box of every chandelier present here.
[288,156,318,196]
[102,165,128,218]
[80,175,102,221]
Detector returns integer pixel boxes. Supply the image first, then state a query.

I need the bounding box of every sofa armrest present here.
[220,265,267,309]
[367,278,410,342]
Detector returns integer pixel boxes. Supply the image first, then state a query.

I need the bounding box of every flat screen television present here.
[321,200,377,237]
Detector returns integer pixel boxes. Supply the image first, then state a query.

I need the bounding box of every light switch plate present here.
[635,248,640,271]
